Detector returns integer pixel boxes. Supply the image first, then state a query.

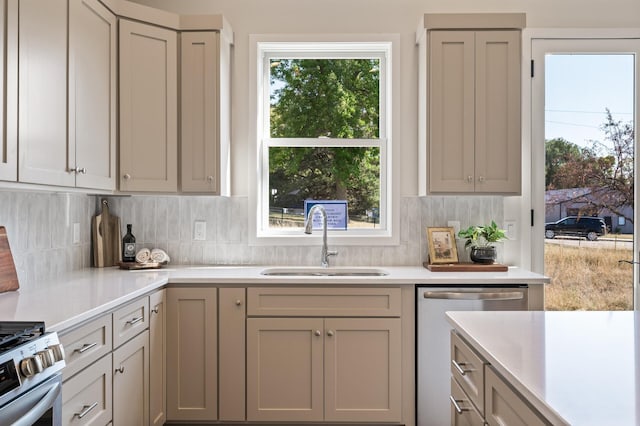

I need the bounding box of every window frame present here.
[249,34,400,246]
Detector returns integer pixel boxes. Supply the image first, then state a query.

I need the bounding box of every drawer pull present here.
[75,343,98,354]
[75,402,98,419]
[126,316,144,325]
[449,395,469,415]
[452,359,473,376]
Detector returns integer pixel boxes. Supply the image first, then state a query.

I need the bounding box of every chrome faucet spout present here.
[304,205,338,267]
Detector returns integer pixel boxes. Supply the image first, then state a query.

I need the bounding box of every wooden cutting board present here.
[92,199,122,267]
[423,261,508,272]
[0,226,19,293]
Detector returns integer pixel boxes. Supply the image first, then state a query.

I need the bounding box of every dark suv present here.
[544,216,607,241]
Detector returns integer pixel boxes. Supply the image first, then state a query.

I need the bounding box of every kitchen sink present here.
[260,267,389,277]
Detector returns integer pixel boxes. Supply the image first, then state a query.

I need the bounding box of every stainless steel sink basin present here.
[260,267,389,277]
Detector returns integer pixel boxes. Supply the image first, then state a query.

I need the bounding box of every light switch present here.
[194,221,206,241]
[447,220,461,235]
[504,220,517,240]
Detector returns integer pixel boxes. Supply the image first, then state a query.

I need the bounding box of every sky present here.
[544,54,634,150]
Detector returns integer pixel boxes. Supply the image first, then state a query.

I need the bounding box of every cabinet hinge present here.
[530,60,534,78]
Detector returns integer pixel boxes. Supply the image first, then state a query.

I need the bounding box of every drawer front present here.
[451,378,484,426]
[247,287,401,317]
[485,366,548,426]
[60,314,112,381]
[451,331,485,415]
[62,354,112,426]
[113,296,149,348]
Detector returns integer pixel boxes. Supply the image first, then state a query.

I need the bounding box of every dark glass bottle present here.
[122,224,136,262]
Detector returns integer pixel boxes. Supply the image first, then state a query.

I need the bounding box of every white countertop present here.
[0,265,548,331]
[446,311,640,426]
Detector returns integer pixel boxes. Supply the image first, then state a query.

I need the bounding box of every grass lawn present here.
[545,243,633,310]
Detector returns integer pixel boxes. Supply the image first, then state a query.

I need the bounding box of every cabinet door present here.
[62,354,112,426]
[429,30,475,193]
[218,287,246,421]
[119,19,177,192]
[18,0,72,186]
[485,366,547,426]
[181,32,220,193]
[0,0,17,181]
[149,289,166,426]
[247,318,324,422]
[112,330,149,426]
[69,0,116,190]
[166,288,217,421]
[474,30,521,193]
[324,318,402,422]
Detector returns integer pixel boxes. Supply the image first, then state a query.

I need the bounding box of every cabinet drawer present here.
[485,366,548,426]
[451,331,486,415]
[60,314,112,381]
[247,287,401,317]
[113,296,149,348]
[451,377,484,426]
[62,354,112,426]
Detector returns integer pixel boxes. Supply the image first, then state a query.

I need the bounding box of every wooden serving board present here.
[118,262,163,270]
[0,226,19,293]
[423,262,508,272]
[92,199,122,267]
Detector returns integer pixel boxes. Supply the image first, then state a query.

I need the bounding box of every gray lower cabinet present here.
[112,330,149,425]
[451,331,549,426]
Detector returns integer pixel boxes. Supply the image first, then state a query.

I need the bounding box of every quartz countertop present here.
[0,265,548,332]
[446,311,640,426]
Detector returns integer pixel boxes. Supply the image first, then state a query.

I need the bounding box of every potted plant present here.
[458,221,507,264]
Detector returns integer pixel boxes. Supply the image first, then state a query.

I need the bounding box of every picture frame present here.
[426,227,459,264]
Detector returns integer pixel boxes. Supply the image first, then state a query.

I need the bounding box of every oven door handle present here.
[423,290,524,301]
[11,380,61,426]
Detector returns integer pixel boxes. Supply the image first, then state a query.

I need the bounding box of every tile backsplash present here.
[0,190,503,291]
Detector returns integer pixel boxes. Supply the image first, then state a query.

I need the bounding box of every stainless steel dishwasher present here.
[416,285,529,426]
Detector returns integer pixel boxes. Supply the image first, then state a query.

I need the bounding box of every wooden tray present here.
[423,261,508,272]
[0,226,19,293]
[119,262,163,270]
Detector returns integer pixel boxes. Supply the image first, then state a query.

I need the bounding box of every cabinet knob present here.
[151,307,159,314]
[115,365,125,374]
[478,176,485,182]
[314,330,321,337]
[327,330,335,337]
[235,299,242,306]
[69,167,86,174]
[207,175,214,182]
[467,175,473,183]
[123,173,131,180]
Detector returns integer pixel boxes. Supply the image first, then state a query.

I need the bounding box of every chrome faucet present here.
[304,205,338,268]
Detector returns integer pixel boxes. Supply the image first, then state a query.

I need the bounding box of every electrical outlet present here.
[504,220,518,240]
[194,221,206,241]
[447,220,461,236]
[73,222,80,244]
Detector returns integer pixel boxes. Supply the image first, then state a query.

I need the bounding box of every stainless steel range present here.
[0,321,65,425]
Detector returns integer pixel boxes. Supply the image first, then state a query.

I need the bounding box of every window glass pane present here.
[269,59,380,138]
[269,146,380,229]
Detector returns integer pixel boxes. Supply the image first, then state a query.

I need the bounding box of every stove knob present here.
[20,356,44,377]
[49,344,66,362]
[37,349,56,368]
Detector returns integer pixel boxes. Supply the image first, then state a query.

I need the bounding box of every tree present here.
[546,109,634,223]
[268,59,380,216]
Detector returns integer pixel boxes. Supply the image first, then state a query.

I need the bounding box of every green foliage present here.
[268,58,381,216]
[458,221,507,248]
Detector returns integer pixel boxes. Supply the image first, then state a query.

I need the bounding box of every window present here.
[249,35,399,245]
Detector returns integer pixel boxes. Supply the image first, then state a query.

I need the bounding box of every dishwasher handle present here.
[423,290,524,301]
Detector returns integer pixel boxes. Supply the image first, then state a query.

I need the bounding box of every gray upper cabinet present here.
[417,14,524,195]
[180,32,231,195]
[119,19,178,192]
[12,0,115,189]
[69,0,117,190]
[17,0,71,186]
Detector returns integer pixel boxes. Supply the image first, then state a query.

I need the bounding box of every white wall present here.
[133,0,640,197]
